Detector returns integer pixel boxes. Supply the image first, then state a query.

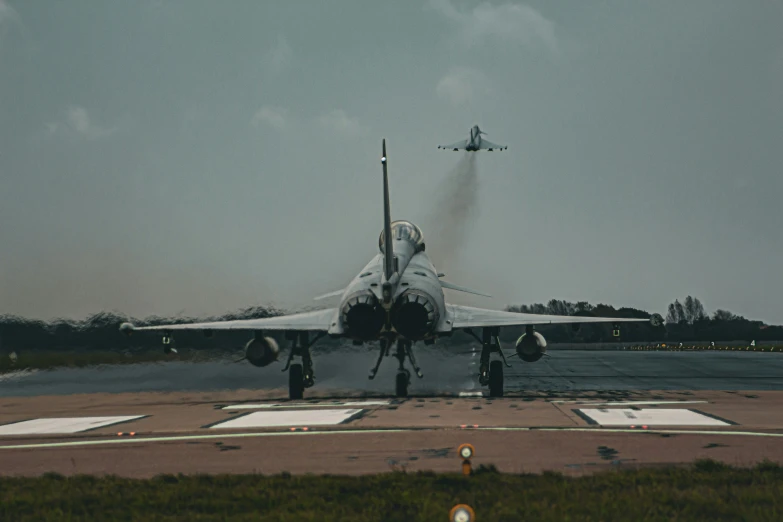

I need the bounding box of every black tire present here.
[488,360,504,397]
[289,363,304,400]
[395,371,409,398]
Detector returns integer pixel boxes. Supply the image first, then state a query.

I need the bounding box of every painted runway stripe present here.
[0,416,146,435]
[209,409,362,429]
[553,400,709,406]
[2,426,783,450]
[575,408,731,426]
[223,401,389,410]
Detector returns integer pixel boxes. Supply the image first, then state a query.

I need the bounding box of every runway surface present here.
[2,349,783,478]
[3,348,783,397]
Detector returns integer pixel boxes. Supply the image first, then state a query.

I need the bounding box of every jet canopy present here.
[379,220,425,253]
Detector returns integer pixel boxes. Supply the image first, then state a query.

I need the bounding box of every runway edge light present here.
[450,504,475,522]
[458,443,474,476]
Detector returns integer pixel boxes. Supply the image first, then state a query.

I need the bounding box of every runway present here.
[3,348,783,397]
[2,349,783,478]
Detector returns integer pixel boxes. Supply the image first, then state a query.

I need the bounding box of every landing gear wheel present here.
[488,360,504,397]
[395,371,410,398]
[289,363,304,400]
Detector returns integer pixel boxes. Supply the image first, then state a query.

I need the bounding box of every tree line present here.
[503,296,782,344]
[0,296,779,352]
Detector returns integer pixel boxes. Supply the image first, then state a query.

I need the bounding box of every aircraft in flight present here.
[438,125,507,151]
[120,140,652,399]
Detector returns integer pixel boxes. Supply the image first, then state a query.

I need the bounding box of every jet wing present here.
[477,139,507,151]
[438,139,468,151]
[445,304,649,329]
[121,308,339,333]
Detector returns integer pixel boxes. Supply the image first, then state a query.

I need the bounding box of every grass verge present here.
[1,460,782,521]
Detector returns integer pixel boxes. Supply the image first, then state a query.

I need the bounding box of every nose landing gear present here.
[368,337,423,397]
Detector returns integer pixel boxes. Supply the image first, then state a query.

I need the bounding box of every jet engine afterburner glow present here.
[391,289,439,340]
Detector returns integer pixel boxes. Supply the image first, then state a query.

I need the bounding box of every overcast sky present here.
[1,0,781,323]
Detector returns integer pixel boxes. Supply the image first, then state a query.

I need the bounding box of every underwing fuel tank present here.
[245,336,279,367]
[515,331,547,362]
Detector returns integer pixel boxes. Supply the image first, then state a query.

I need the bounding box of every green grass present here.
[1,461,782,521]
[0,349,220,372]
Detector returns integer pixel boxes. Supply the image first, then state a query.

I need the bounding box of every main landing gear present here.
[465,327,511,397]
[282,331,325,400]
[368,338,423,398]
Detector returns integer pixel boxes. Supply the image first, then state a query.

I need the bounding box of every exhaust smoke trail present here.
[425,153,479,273]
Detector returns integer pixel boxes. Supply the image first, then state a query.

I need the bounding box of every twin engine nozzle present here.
[341,289,439,340]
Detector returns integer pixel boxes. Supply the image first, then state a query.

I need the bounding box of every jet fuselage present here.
[465,125,483,151]
[336,221,447,343]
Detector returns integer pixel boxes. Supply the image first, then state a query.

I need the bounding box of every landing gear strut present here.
[368,337,423,398]
[282,331,324,400]
[465,327,511,398]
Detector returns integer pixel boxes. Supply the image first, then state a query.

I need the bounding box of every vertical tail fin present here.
[381,139,394,281]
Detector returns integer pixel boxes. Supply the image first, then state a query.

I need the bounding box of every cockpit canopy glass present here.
[379,220,425,253]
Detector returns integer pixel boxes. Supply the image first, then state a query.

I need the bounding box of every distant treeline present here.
[503,296,782,344]
[0,307,295,353]
[0,295,779,352]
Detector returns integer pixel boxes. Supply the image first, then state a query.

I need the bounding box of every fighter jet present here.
[120,140,651,399]
[438,125,507,151]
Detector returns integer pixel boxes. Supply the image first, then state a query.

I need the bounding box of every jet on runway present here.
[438,125,507,151]
[120,140,653,399]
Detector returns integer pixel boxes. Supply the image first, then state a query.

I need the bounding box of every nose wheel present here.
[395,369,411,397]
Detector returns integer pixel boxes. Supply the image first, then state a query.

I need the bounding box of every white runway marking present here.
[576,408,730,426]
[0,416,145,435]
[210,409,362,429]
[3,426,779,452]
[222,401,388,410]
[555,400,708,406]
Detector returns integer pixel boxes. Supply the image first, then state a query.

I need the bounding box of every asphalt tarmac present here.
[3,348,783,478]
[2,348,783,397]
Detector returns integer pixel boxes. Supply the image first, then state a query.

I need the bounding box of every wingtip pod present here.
[119,322,135,337]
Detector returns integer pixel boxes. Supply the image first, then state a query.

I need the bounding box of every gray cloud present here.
[316,109,364,137]
[436,66,491,106]
[251,105,289,130]
[2,2,781,324]
[250,107,364,137]
[0,0,21,29]
[47,106,117,140]
[262,34,293,74]
[429,0,558,54]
